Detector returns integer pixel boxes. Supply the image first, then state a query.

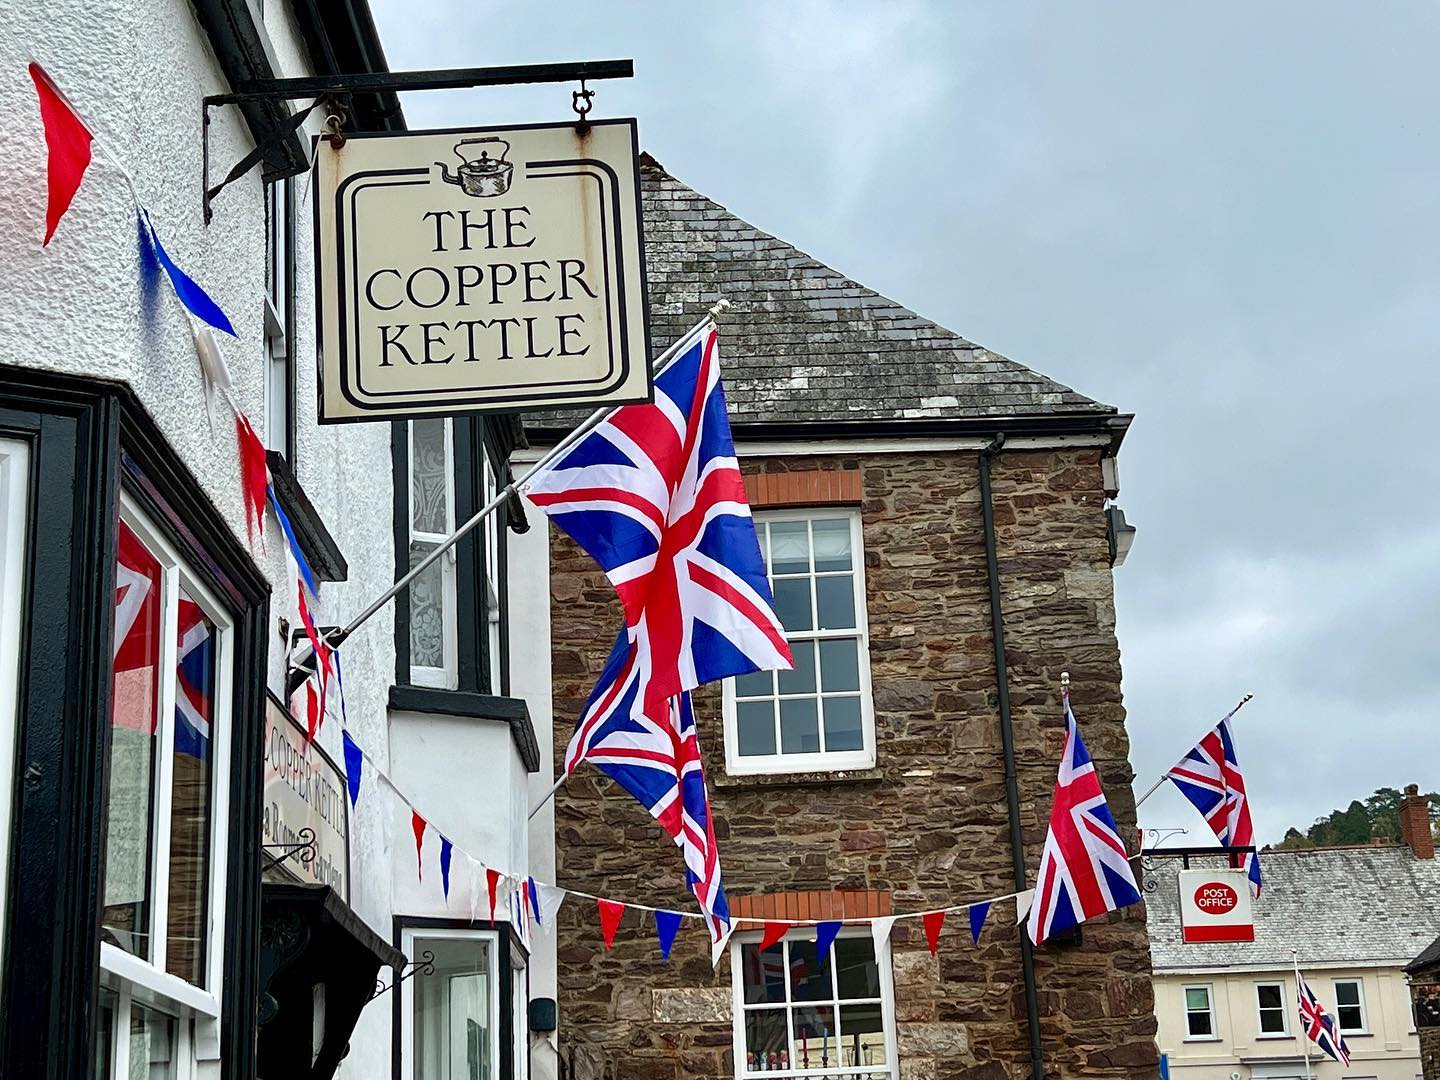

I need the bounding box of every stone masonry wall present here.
[549,447,1159,1079]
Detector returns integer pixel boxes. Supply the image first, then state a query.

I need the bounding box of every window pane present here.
[819,638,860,692]
[167,592,215,985]
[777,640,816,695]
[838,1003,887,1066]
[414,936,493,1080]
[411,419,449,534]
[768,521,809,575]
[104,522,162,961]
[834,937,881,1000]
[93,988,116,1080]
[736,701,776,757]
[409,541,447,670]
[1339,1004,1364,1031]
[740,942,787,1004]
[1257,985,1282,1010]
[780,699,820,754]
[1185,988,1209,1011]
[734,668,773,698]
[129,1005,175,1080]
[1334,982,1360,1006]
[811,518,852,572]
[792,1005,837,1069]
[822,697,864,752]
[816,575,856,630]
[788,939,830,1002]
[772,578,812,633]
[1259,1009,1285,1034]
[743,1009,789,1072]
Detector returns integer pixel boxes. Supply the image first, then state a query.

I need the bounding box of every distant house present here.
[1147,788,1440,1080]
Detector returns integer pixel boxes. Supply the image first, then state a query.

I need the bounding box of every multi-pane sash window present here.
[1184,985,1217,1039]
[400,928,501,1079]
[409,419,458,688]
[97,498,233,1078]
[731,930,896,1078]
[1333,979,1368,1033]
[725,510,873,774]
[1255,982,1287,1035]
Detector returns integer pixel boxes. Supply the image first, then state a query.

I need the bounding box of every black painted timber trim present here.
[388,685,539,774]
[266,450,348,582]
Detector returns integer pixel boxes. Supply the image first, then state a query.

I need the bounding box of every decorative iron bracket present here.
[200,58,634,223]
[370,949,435,1001]
[262,826,317,873]
[1140,839,1258,894]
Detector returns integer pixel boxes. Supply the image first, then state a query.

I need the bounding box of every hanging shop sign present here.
[314,119,653,421]
[263,695,350,899]
[1177,868,1254,943]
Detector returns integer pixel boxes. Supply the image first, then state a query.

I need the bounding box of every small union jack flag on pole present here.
[1297,971,1352,1066]
[1028,678,1142,946]
[1166,709,1261,895]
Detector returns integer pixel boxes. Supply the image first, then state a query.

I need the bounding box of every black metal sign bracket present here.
[201,58,634,223]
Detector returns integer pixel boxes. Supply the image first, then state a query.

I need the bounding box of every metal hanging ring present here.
[323,105,348,149]
[572,78,594,134]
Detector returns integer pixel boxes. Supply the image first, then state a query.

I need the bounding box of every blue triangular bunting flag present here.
[268,486,318,597]
[341,731,362,807]
[141,212,237,336]
[439,837,454,899]
[654,910,683,960]
[528,877,542,923]
[969,902,991,945]
[814,920,843,964]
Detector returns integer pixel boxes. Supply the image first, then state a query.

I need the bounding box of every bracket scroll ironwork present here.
[370,949,435,1001]
[262,826,317,874]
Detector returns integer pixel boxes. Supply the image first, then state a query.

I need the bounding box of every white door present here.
[0,437,32,967]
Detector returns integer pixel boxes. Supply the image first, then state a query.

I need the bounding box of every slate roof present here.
[1405,932,1440,975]
[1147,846,1440,971]
[532,156,1119,435]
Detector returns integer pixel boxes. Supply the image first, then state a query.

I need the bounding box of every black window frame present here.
[0,366,269,1080]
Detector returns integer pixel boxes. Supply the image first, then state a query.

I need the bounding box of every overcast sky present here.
[368,1,1440,844]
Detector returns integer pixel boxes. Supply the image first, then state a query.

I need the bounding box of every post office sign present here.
[314,119,652,421]
[1178,867,1254,943]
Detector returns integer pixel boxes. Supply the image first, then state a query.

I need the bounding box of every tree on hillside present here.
[1272,786,1440,850]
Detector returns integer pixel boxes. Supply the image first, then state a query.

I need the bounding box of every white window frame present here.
[98,494,236,1069]
[408,419,458,689]
[1182,983,1219,1041]
[1254,980,1289,1037]
[482,452,502,689]
[729,926,898,1078]
[723,508,875,776]
[262,177,292,456]
[398,925,503,1080]
[1332,977,1370,1035]
[0,438,30,968]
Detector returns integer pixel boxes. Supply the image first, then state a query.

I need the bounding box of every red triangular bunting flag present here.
[410,810,426,881]
[28,62,93,246]
[234,413,269,548]
[304,683,318,744]
[922,911,946,954]
[759,921,788,951]
[598,899,625,950]
[486,867,502,918]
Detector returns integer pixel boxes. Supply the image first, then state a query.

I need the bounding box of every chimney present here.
[1399,784,1434,860]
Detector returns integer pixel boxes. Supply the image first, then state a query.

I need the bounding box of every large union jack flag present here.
[570,628,730,944]
[1297,973,1352,1065]
[1166,715,1261,895]
[1028,690,1142,945]
[524,322,793,708]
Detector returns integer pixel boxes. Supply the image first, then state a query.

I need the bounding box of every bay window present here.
[724,510,875,775]
[399,925,507,1080]
[730,928,897,1078]
[408,418,459,688]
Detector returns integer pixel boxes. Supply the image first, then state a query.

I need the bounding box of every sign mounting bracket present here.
[201,58,635,223]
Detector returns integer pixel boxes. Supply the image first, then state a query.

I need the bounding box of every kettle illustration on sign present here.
[434,137,513,197]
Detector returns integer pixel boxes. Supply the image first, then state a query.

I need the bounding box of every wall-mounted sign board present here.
[314,119,653,422]
[262,694,349,899]
[1178,868,1254,943]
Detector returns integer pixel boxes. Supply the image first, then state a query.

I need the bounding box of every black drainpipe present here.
[979,433,1046,1079]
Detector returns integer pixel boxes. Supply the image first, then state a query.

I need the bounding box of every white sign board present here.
[263,695,349,898]
[314,119,653,421]
[1178,868,1254,943]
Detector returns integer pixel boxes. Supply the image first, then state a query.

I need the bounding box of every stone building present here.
[525,156,1158,1079]
[1405,931,1440,1080]
[1148,795,1440,1080]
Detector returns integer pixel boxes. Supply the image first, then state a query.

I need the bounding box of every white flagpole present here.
[1133,692,1255,809]
[1294,948,1314,1080]
[288,301,730,690]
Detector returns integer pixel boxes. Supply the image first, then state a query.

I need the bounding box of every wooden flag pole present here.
[1133,692,1255,809]
[286,300,730,695]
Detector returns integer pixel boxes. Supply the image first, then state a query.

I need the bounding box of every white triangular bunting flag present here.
[536,884,568,933]
[710,919,734,969]
[870,915,897,956]
[1014,890,1036,926]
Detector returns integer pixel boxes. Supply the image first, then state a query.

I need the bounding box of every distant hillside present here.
[1272,786,1439,850]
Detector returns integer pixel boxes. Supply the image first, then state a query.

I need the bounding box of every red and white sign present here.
[1178,868,1255,943]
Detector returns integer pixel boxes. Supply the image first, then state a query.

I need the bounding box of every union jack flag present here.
[569,629,730,944]
[524,322,793,709]
[174,598,214,759]
[1028,689,1142,945]
[114,522,162,733]
[1166,716,1261,895]
[1297,973,1352,1065]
